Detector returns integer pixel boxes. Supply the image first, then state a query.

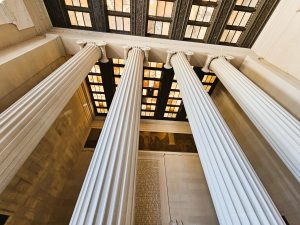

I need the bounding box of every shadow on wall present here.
[84,128,197,153]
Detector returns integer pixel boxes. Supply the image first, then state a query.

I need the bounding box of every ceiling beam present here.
[131,0,148,36]
[206,0,236,44]
[90,0,108,32]
[170,0,193,40]
[43,0,69,28]
[155,68,174,119]
[239,0,280,48]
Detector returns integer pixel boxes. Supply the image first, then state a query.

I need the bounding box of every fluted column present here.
[70,47,148,225]
[168,51,285,225]
[0,41,103,193]
[203,56,300,182]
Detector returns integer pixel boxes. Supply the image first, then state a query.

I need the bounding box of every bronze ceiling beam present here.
[131,0,148,36]
[170,0,193,40]
[206,0,236,44]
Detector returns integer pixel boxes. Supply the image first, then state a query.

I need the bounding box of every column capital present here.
[96,41,109,63]
[202,55,234,73]
[164,50,194,69]
[123,46,151,65]
[76,40,87,49]
[76,40,108,62]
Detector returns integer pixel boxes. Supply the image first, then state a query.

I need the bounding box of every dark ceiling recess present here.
[85,58,219,121]
[43,0,280,48]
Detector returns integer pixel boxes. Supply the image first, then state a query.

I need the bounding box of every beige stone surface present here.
[212,83,300,225]
[0,87,92,225]
[0,36,65,112]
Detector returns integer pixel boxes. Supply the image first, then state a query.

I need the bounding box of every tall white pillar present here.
[0,41,103,193]
[203,56,300,182]
[69,47,149,225]
[168,51,285,225]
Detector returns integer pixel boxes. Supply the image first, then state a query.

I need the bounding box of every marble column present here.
[203,56,300,182]
[69,47,149,225]
[168,51,285,225]
[0,41,103,193]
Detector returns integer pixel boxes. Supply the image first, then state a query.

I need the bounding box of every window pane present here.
[116,16,123,30]
[107,0,114,10]
[76,11,85,26]
[149,0,157,16]
[240,12,251,26]
[191,26,200,39]
[123,0,130,12]
[73,0,80,7]
[233,11,245,26]
[185,25,193,38]
[155,21,163,35]
[228,10,237,25]
[162,22,170,35]
[68,11,77,25]
[108,15,116,29]
[198,26,207,39]
[115,0,122,11]
[124,17,130,31]
[220,29,229,42]
[65,0,73,6]
[232,30,242,43]
[197,6,206,22]
[80,0,88,7]
[189,5,199,20]
[147,20,155,33]
[164,2,173,17]
[226,30,235,42]
[83,13,92,27]
[204,7,214,22]
[157,1,166,17]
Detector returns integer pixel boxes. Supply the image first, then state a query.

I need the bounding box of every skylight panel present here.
[185,25,207,40]
[148,20,170,35]
[108,16,130,31]
[220,29,242,43]
[148,0,174,17]
[68,11,92,27]
[228,10,252,27]
[65,0,88,7]
[236,0,259,7]
[106,0,130,13]
[189,5,214,22]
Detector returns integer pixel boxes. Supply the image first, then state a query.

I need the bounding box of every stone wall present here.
[212,83,300,225]
[0,86,92,225]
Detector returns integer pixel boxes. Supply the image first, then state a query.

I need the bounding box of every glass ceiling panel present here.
[148,20,170,36]
[236,0,259,7]
[68,11,92,27]
[189,5,214,22]
[185,25,207,40]
[220,29,242,43]
[65,0,88,7]
[149,0,174,17]
[106,0,130,13]
[108,16,130,31]
[227,10,252,27]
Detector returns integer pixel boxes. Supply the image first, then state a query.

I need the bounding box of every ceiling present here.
[85,58,218,121]
[43,0,279,47]
[42,0,279,121]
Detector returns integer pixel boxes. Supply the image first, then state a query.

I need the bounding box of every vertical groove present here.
[0,44,101,193]
[171,52,285,225]
[211,57,300,182]
[69,48,144,225]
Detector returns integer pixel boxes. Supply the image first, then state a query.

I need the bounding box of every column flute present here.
[69,46,149,225]
[166,51,285,225]
[0,41,103,193]
[203,55,300,182]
